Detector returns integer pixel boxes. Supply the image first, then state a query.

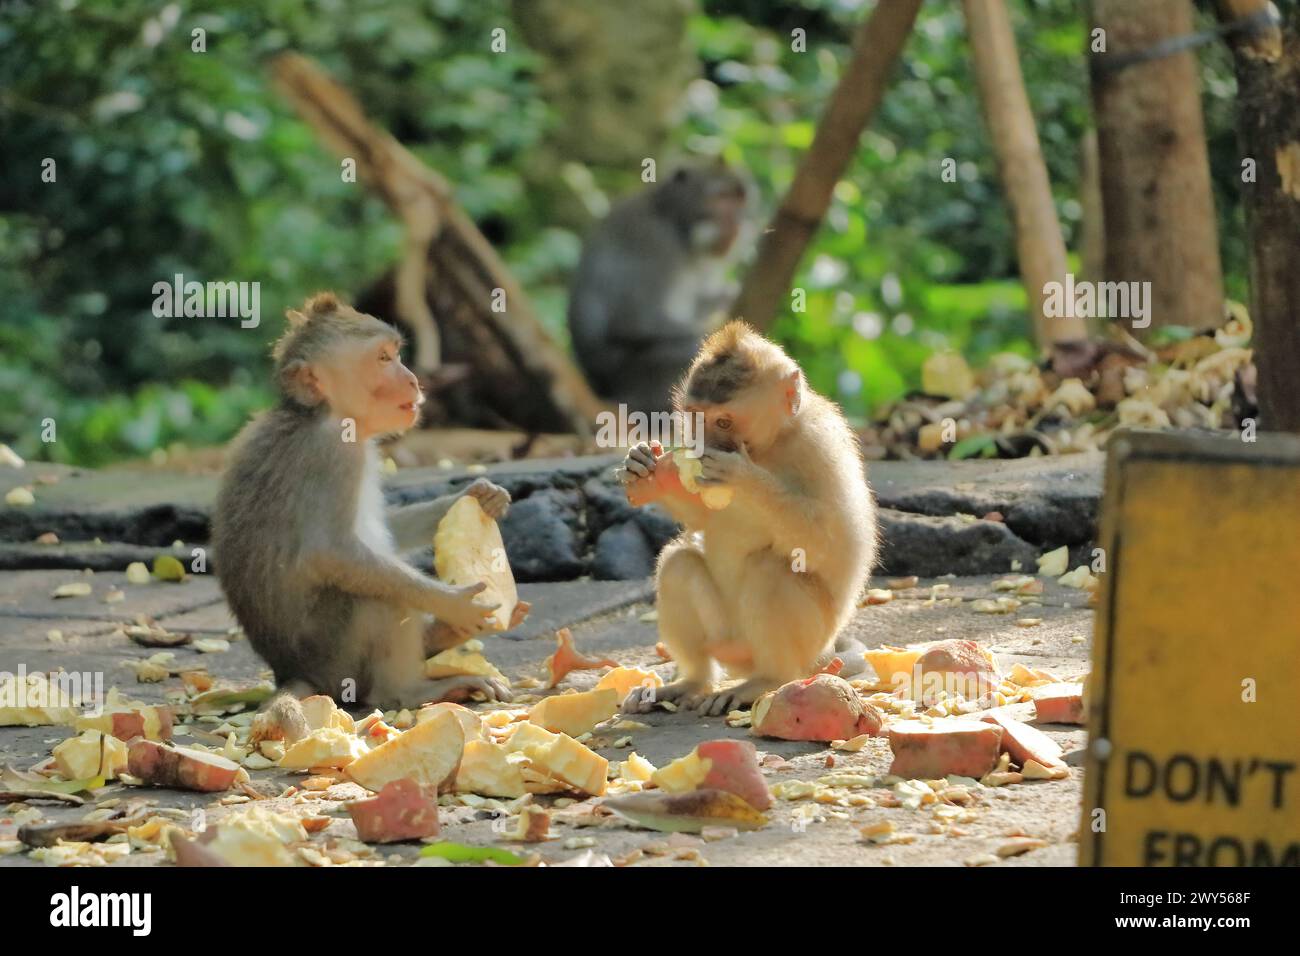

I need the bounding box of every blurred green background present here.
[0,0,1247,466]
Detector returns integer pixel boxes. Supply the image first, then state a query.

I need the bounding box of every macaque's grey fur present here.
[214,407,502,709]
[568,165,748,412]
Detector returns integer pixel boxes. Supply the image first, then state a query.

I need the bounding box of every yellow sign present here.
[1081,429,1300,866]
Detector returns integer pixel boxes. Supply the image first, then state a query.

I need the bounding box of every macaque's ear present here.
[783,369,802,416]
[280,359,323,407]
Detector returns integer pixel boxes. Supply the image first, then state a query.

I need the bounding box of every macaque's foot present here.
[423,675,513,705]
[621,678,702,714]
[687,678,777,717]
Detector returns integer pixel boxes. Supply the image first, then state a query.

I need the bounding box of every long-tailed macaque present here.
[568,164,749,412]
[213,293,513,720]
[620,322,877,716]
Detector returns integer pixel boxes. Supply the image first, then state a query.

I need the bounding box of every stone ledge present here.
[0,452,1102,579]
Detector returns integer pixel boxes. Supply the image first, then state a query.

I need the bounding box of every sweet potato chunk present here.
[887,719,1004,779]
[979,711,1066,770]
[751,674,883,742]
[76,693,173,742]
[346,778,441,843]
[1031,683,1086,724]
[127,740,240,792]
[651,739,772,811]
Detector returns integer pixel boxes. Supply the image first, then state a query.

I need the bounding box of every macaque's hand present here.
[432,581,500,637]
[618,440,663,484]
[463,478,510,520]
[697,444,755,487]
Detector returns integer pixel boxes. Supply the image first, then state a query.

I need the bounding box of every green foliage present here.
[0,0,1248,464]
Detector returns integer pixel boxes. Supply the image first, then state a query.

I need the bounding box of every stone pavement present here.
[1,569,1091,867]
[0,453,1100,867]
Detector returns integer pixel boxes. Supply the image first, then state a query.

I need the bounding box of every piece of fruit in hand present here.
[433,495,523,631]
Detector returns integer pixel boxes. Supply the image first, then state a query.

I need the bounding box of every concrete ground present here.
[0,567,1091,867]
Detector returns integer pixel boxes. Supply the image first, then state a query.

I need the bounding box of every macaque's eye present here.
[715,417,732,431]
[379,350,393,364]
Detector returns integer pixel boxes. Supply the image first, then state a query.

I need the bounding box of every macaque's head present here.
[655,164,749,257]
[675,321,803,454]
[273,292,423,438]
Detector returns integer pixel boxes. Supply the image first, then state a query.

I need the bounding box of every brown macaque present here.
[619,322,878,716]
[568,164,749,412]
[212,293,514,725]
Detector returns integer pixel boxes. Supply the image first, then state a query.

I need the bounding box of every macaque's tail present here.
[249,682,312,747]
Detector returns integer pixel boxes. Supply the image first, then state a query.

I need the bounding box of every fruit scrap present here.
[624,446,733,510]
[594,666,663,698]
[346,778,441,843]
[454,740,528,798]
[279,727,368,771]
[346,708,465,793]
[425,640,510,686]
[172,807,306,866]
[529,688,619,737]
[603,789,768,834]
[673,452,734,510]
[0,672,81,726]
[979,711,1066,771]
[127,740,241,792]
[750,674,883,742]
[76,689,173,741]
[544,628,618,688]
[887,719,1004,780]
[53,731,128,781]
[650,739,771,811]
[433,495,524,631]
[502,722,608,796]
[503,805,551,843]
[866,639,999,701]
[1030,683,1086,725]
[1036,546,1069,577]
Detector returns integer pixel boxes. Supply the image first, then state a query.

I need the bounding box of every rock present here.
[871,455,1101,548]
[590,521,656,580]
[632,503,681,552]
[876,510,1040,577]
[498,489,586,582]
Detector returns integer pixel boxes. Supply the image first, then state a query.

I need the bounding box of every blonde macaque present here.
[620,322,877,715]
[213,293,514,714]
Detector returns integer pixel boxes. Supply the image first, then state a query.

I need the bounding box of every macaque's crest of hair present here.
[679,320,798,406]
[272,292,401,406]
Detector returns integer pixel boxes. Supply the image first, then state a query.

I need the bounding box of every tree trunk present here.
[1213,0,1300,433]
[269,53,605,438]
[728,0,924,332]
[1089,0,1224,334]
[963,0,1086,350]
[1079,128,1106,287]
